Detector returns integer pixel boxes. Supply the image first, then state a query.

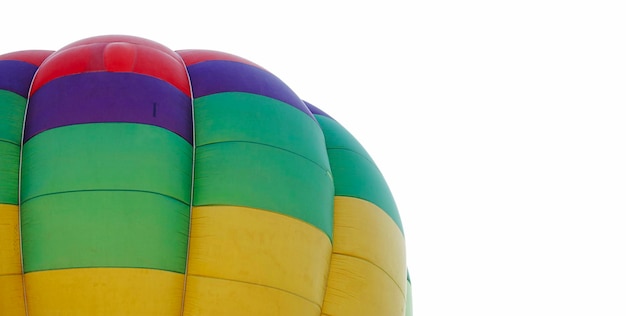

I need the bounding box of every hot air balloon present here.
[0,35,412,316]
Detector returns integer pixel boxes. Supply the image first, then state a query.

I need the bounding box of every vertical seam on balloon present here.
[17,54,50,316]
[179,53,195,316]
[319,217,335,316]
[318,131,335,316]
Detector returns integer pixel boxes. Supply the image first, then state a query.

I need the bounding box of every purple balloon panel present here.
[24,72,193,143]
[0,60,38,97]
[186,60,313,118]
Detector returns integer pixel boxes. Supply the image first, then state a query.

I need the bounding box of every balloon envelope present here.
[0,35,411,316]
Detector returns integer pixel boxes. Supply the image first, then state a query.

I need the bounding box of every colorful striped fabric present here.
[0,35,411,316]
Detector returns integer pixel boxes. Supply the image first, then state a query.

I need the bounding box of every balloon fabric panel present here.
[18,37,194,314]
[29,43,191,96]
[185,60,312,118]
[193,92,329,169]
[313,109,408,316]
[320,197,407,315]
[21,124,193,204]
[0,142,20,204]
[24,73,193,143]
[315,114,404,233]
[184,205,331,315]
[0,60,39,97]
[183,49,334,315]
[20,191,190,273]
[24,268,184,315]
[0,51,51,316]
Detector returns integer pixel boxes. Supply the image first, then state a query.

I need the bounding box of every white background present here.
[2,1,625,315]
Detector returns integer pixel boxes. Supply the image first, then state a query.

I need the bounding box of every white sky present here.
[2,1,626,315]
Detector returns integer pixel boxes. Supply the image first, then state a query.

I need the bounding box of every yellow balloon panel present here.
[321,254,406,316]
[24,268,184,316]
[0,275,26,316]
[0,204,25,315]
[186,205,332,308]
[0,204,21,275]
[333,196,407,290]
[183,275,320,316]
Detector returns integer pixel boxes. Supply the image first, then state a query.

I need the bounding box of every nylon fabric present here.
[0,142,19,204]
[24,268,184,316]
[63,35,180,61]
[327,149,403,232]
[24,73,193,143]
[193,142,333,237]
[332,196,407,292]
[176,49,262,68]
[0,204,24,315]
[29,43,191,96]
[193,92,329,170]
[0,90,26,144]
[185,60,311,117]
[0,204,21,274]
[0,60,39,97]
[12,37,195,316]
[20,123,193,204]
[184,205,331,315]
[0,36,411,314]
[321,254,406,316]
[21,191,190,273]
[0,275,26,316]
[315,115,372,161]
[183,276,320,316]
[315,114,404,233]
[0,90,25,204]
[0,50,53,67]
[0,51,45,316]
